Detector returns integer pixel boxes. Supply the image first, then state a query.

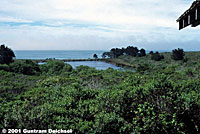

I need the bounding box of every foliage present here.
[40,60,72,75]
[149,51,154,55]
[0,64,9,71]
[110,48,124,58]
[9,60,40,75]
[0,51,200,133]
[124,46,139,57]
[102,52,114,58]
[140,48,146,56]
[93,54,98,59]
[103,46,146,58]
[0,44,15,64]
[151,52,164,61]
[137,63,150,72]
[172,48,185,60]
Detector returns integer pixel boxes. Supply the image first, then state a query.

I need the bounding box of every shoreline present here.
[15,58,134,69]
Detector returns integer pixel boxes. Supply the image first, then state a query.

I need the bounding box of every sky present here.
[0,0,200,51]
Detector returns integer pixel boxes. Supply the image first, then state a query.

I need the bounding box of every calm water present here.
[14,50,105,59]
[15,50,122,70]
[66,61,122,70]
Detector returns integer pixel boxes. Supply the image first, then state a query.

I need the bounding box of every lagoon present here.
[15,50,124,70]
[39,61,122,70]
[66,61,122,70]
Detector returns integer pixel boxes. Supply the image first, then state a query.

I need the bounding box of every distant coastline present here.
[14,50,105,60]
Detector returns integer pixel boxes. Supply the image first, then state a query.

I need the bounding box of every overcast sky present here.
[0,0,199,51]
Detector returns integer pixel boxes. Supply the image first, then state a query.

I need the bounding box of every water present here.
[66,61,122,70]
[14,50,105,59]
[15,50,121,70]
[14,50,169,60]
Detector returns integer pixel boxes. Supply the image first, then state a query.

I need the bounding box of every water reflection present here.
[66,61,122,70]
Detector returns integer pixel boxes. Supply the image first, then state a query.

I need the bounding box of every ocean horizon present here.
[14,50,172,60]
[14,50,106,59]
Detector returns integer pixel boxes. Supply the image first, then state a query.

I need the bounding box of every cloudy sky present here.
[0,0,199,51]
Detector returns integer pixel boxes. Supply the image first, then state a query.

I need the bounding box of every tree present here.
[110,48,123,58]
[93,54,98,59]
[140,48,146,56]
[102,52,106,59]
[0,44,15,64]
[171,48,185,60]
[102,52,114,58]
[149,51,154,55]
[125,46,139,57]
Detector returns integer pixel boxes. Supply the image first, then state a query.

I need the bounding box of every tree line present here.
[102,46,146,58]
[100,46,185,61]
[0,44,186,66]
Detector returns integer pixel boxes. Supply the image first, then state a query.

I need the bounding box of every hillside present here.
[0,52,199,133]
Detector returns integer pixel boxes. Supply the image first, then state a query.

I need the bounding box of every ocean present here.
[14,50,170,60]
[14,50,105,59]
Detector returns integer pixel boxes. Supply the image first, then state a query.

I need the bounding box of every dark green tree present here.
[110,48,124,58]
[140,48,146,56]
[171,48,185,60]
[0,44,15,64]
[149,51,154,55]
[93,54,98,59]
[102,52,114,58]
[102,53,106,59]
[125,46,139,57]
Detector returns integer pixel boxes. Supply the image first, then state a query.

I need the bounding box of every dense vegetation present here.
[150,51,165,61]
[102,46,146,58]
[0,48,200,133]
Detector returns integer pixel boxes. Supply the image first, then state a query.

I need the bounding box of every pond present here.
[66,61,122,70]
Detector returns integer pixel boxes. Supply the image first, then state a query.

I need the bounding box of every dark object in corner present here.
[177,0,200,30]
[0,44,15,64]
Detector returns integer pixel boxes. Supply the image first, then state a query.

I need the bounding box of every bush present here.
[40,60,73,75]
[151,52,164,61]
[171,48,185,60]
[137,64,150,72]
[140,48,146,56]
[0,64,9,71]
[9,60,40,75]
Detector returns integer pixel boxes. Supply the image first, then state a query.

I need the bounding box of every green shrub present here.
[46,60,65,74]
[151,52,164,61]
[137,64,150,72]
[0,64,9,71]
[40,60,73,75]
[0,53,200,133]
[171,48,185,60]
[9,60,40,75]
[63,64,73,72]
